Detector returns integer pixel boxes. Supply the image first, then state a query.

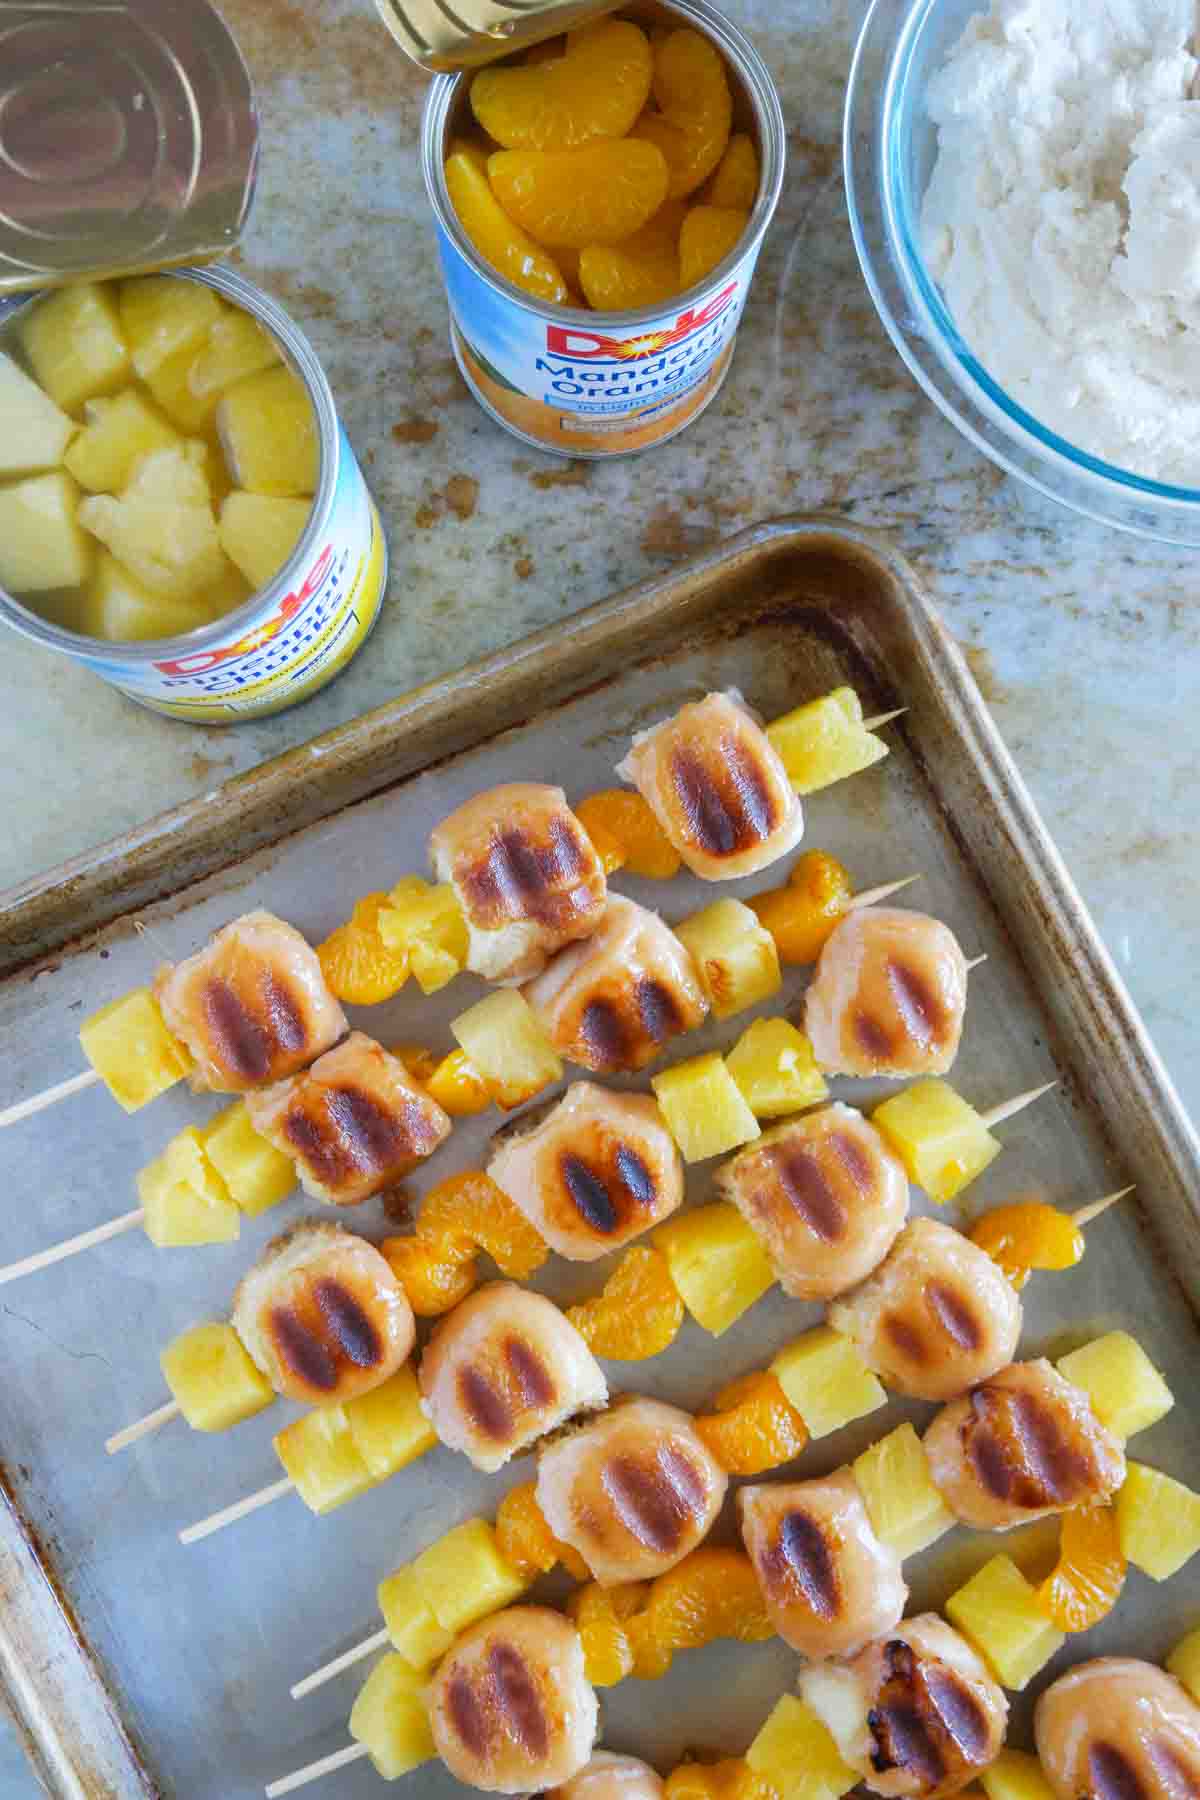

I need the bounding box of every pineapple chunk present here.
[189,309,281,398]
[217,364,318,496]
[78,443,225,601]
[160,1321,273,1432]
[0,471,92,593]
[674,898,782,1020]
[945,1555,1065,1690]
[346,1366,438,1480]
[349,1654,437,1780]
[852,1422,954,1559]
[218,492,310,591]
[725,1017,829,1118]
[981,1750,1057,1800]
[651,1052,761,1162]
[145,343,220,432]
[64,388,180,493]
[19,283,131,412]
[0,353,76,475]
[380,1565,455,1669]
[451,989,562,1108]
[653,1201,774,1335]
[379,879,469,996]
[746,1695,858,1800]
[118,276,221,380]
[200,1101,294,1216]
[274,1404,375,1514]
[413,1519,527,1636]
[767,687,889,795]
[1167,1626,1200,1703]
[1115,1461,1200,1581]
[872,1080,1000,1203]
[1055,1332,1173,1441]
[78,986,191,1110]
[770,1326,887,1440]
[137,1126,241,1247]
[83,551,212,642]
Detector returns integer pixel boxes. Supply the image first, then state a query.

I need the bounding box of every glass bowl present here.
[844,0,1200,546]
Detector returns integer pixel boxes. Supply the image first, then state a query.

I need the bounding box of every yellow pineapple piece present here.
[0,352,76,476]
[64,388,180,493]
[653,1201,773,1334]
[981,1750,1057,1800]
[83,551,212,642]
[160,1321,273,1431]
[20,282,131,412]
[79,986,191,1110]
[145,343,220,432]
[78,443,225,601]
[945,1555,1065,1690]
[451,989,563,1108]
[651,1051,761,1163]
[674,899,781,1019]
[274,1404,375,1514]
[218,492,311,591]
[349,1653,436,1780]
[379,1565,455,1669]
[137,1126,241,1247]
[379,880,469,996]
[217,364,318,497]
[725,1017,829,1118]
[852,1422,954,1558]
[1115,1461,1200,1581]
[1167,1626,1200,1703]
[200,1101,294,1216]
[746,1695,858,1800]
[872,1080,1000,1203]
[770,1325,886,1440]
[0,471,92,593]
[413,1518,527,1638]
[766,687,889,794]
[1055,1332,1173,1440]
[346,1366,438,1480]
[118,276,220,380]
[188,309,281,399]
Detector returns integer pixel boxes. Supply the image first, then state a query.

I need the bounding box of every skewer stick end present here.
[979,1080,1057,1131]
[1071,1185,1134,1228]
[846,873,921,911]
[965,954,989,972]
[265,1740,370,1797]
[862,707,908,732]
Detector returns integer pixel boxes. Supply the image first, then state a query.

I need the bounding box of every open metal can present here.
[0,269,387,722]
[420,0,785,458]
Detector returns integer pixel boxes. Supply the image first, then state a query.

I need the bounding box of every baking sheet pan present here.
[0,515,1197,1799]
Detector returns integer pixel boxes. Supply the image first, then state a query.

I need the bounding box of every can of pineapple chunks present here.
[418,0,784,458]
[0,268,387,723]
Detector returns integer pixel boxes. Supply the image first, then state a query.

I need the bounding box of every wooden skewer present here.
[1071,1185,1133,1227]
[965,955,988,972]
[291,1627,391,1701]
[179,1475,294,1545]
[978,1081,1057,1130]
[862,707,907,731]
[844,874,920,910]
[105,1399,181,1457]
[0,1207,144,1287]
[0,1067,102,1129]
[265,1740,370,1797]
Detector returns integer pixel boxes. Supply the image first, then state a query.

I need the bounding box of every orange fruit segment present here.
[680,205,748,289]
[748,849,853,964]
[444,140,570,304]
[695,1370,809,1475]
[579,200,686,311]
[419,1169,548,1280]
[575,788,682,878]
[633,29,732,199]
[488,139,670,250]
[318,892,410,1005]
[425,1048,491,1117]
[704,133,760,210]
[524,35,565,64]
[494,1480,589,1583]
[645,1546,773,1653]
[392,1043,440,1086]
[569,1580,646,1686]
[565,1246,685,1360]
[1037,1501,1126,1631]
[970,1198,1085,1291]
[381,1234,476,1316]
[667,1759,772,1800]
[470,21,653,152]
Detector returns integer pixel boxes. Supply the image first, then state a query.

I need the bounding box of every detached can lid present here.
[374,0,619,73]
[0,0,259,294]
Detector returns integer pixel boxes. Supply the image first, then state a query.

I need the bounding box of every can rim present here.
[0,268,342,665]
[421,0,786,329]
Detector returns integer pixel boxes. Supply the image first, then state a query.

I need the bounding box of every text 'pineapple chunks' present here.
[981,1750,1058,1800]
[770,1325,886,1440]
[160,1321,273,1432]
[217,365,318,497]
[872,1079,1000,1203]
[219,492,310,592]
[1055,1331,1174,1441]
[767,687,889,795]
[381,878,470,996]
[1116,1461,1200,1581]
[119,276,221,380]
[674,898,781,1020]
[725,1017,829,1119]
[84,551,214,643]
[746,1695,858,1800]
[79,986,191,1111]
[349,1654,436,1781]
[0,471,92,594]
[0,352,76,476]
[852,1421,954,1559]
[78,443,227,601]
[20,282,131,412]
[451,988,562,1108]
[200,1101,295,1216]
[654,1201,774,1335]
[945,1554,1065,1690]
[651,1051,761,1163]
[64,388,180,493]
[138,1126,241,1247]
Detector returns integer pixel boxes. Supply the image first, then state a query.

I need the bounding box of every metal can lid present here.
[374,0,619,73]
[0,0,259,295]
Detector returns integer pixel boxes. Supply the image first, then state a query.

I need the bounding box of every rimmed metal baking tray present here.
[0,515,1197,1798]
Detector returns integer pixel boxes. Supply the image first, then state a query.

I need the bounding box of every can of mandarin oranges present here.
[0,268,387,722]
[414,0,784,457]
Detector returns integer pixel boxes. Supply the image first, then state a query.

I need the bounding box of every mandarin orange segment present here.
[579,199,686,310]
[524,34,565,63]
[667,1759,773,1800]
[704,133,760,210]
[749,851,853,964]
[445,141,570,304]
[318,892,410,1005]
[392,1043,441,1087]
[576,788,682,878]
[1037,1502,1126,1632]
[418,1170,548,1280]
[470,21,653,152]
[380,1234,476,1316]
[425,1048,492,1118]
[565,1246,685,1360]
[646,1547,773,1654]
[488,139,670,250]
[694,1370,809,1475]
[633,29,732,199]
[970,1199,1085,1291]
[679,205,748,289]
[569,1580,644,1686]
[579,814,628,874]
[494,1480,589,1583]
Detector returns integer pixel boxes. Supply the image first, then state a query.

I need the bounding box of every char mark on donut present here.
[926,1281,984,1352]
[461,818,593,931]
[766,1144,848,1243]
[314,1278,382,1368]
[965,1384,1095,1509]
[885,959,944,1053]
[669,740,779,858]
[203,978,275,1083]
[763,1509,840,1619]
[505,1336,556,1411]
[261,972,307,1053]
[868,1640,991,1789]
[602,1446,707,1554]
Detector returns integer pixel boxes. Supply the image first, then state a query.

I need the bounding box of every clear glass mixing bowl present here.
[844,0,1200,546]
